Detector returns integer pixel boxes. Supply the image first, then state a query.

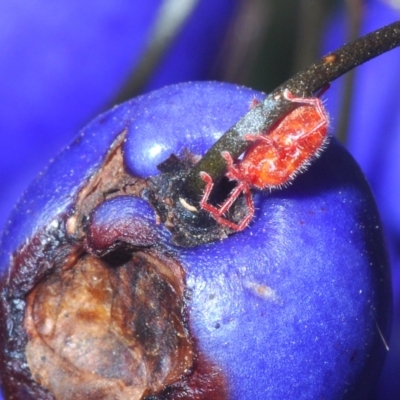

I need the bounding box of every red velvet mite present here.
[200,89,329,231]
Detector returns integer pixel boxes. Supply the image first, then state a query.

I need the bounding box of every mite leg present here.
[199,151,256,231]
[234,181,255,231]
[199,171,246,219]
[283,89,328,134]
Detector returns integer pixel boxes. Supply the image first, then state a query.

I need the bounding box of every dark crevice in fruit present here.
[102,250,133,268]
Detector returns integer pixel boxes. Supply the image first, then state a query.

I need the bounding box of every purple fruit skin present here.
[323,2,400,397]
[88,196,171,251]
[0,82,391,399]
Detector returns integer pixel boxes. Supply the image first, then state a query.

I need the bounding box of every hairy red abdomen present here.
[239,103,329,189]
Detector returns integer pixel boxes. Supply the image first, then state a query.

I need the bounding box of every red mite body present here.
[200,90,329,231]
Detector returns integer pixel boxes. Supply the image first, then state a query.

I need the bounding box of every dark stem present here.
[182,20,400,203]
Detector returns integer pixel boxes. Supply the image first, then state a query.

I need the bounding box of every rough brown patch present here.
[66,129,147,241]
[24,251,193,400]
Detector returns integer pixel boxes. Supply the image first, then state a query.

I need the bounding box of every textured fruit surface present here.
[0,82,391,399]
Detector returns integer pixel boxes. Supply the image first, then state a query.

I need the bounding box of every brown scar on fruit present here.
[66,128,148,241]
[22,248,228,399]
[24,251,194,399]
